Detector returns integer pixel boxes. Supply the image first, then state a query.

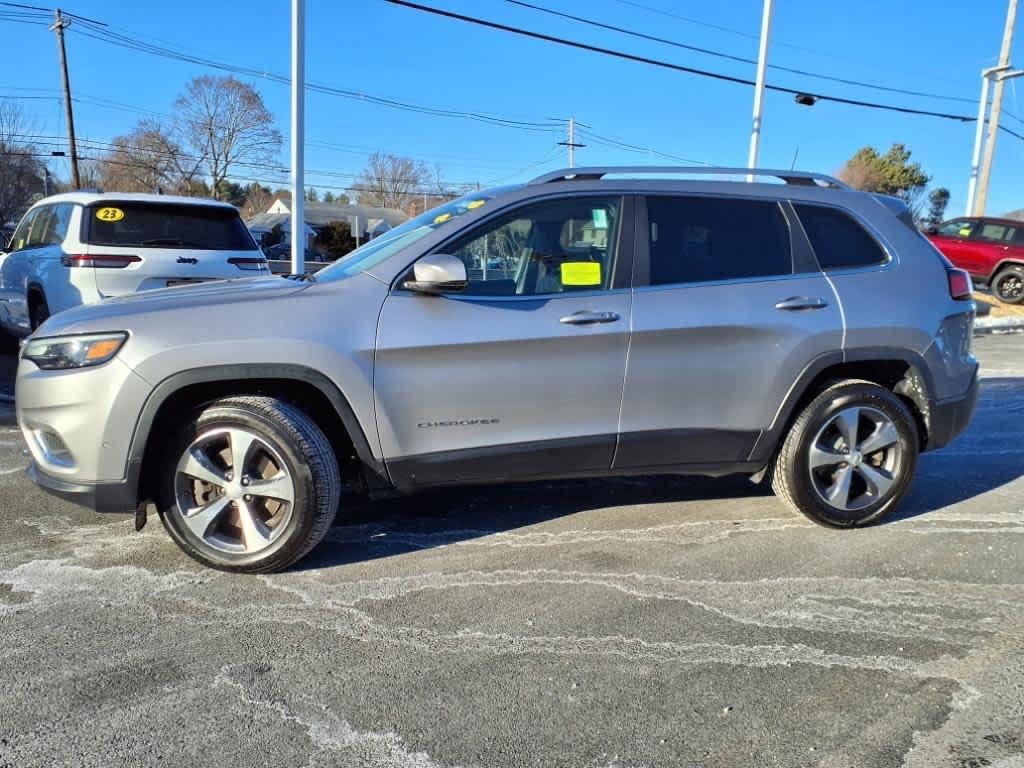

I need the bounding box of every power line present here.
[507,0,977,106]
[10,133,565,189]
[64,21,562,134]
[384,0,980,124]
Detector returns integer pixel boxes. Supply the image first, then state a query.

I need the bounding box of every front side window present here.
[645,196,791,286]
[440,196,621,297]
[82,203,257,251]
[978,221,1018,243]
[937,219,975,238]
[8,208,39,252]
[794,204,888,270]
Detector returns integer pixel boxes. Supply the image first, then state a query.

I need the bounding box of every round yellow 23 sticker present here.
[95,207,125,222]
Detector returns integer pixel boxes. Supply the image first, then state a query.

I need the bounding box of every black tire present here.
[992,265,1024,304]
[158,396,341,573]
[772,380,919,528]
[29,293,50,331]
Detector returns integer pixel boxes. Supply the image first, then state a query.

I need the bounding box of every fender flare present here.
[125,364,388,502]
[747,347,937,464]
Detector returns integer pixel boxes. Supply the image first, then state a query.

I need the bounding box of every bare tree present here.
[354,152,429,211]
[97,120,201,194]
[175,76,282,200]
[0,100,45,226]
[241,182,273,218]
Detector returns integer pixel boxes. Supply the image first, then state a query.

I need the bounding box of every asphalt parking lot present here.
[0,336,1021,768]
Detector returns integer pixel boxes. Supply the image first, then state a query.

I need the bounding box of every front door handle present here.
[560,310,621,325]
[775,296,828,311]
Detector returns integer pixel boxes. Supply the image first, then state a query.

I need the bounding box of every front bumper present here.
[925,371,980,451]
[28,461,137,513]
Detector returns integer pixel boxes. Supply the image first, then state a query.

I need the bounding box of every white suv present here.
[0,192,269,336]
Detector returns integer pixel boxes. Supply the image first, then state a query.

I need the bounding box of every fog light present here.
[32,428,75,468]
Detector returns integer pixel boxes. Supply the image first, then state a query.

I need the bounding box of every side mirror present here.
[403,253,468,295]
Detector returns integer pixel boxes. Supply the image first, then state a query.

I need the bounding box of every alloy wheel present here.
[807,406,903,514]
[996,274,1024,302]
[174,427,295,554]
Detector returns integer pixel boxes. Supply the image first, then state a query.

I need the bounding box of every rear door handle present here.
[775,296,828,311]
[560,310,621,325]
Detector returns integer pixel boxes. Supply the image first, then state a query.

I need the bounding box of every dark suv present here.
[17,167,979,572]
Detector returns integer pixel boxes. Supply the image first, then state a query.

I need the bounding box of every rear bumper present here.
[27,461,136,514]
[925,371,979,451]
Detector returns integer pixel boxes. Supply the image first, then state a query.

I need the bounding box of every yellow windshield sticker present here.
[433,212,452,225]
[958,227,971,237]
[96,207,125,223]
[561,262,601,286]
[467,199,486,210]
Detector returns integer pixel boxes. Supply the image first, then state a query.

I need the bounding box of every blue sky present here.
[4,0,1023,214]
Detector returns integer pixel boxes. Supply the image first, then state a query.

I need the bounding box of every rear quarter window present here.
[794,204,888,270]
[83,203,257,251]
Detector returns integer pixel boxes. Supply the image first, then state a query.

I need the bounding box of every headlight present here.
[22,333,128,370]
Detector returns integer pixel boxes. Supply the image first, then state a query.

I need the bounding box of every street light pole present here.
[966,65,1011,216]
[747,0,774,182]
[290,0,306,277]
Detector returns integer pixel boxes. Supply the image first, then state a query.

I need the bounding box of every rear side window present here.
[27,207,52,247]
[794,204,888,270]
[83,203,257,251]
[645,196,791,286]
[977,221,1018,243]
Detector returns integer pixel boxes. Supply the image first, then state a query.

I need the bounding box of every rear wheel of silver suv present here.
[772,380,919,528]
[158,396,341,573]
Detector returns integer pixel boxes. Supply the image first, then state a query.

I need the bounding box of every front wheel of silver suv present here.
[157,396,341,573]
[772,380,919,528]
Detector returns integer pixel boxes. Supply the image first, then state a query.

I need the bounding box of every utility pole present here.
[966,65,1011,215]
[50,9,80,190]
[558,117,585,168]
[290,0,305,276]
[747,0,774,182]
[976,0,1018,216]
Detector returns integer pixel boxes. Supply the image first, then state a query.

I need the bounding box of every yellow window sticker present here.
[96,207,125,223]
[958,227,971,237]
[433,212,452,225]
[561,261,601,286]
[467,199,486,210]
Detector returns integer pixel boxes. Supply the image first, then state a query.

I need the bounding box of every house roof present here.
[1003,209,1024,221]
[266,199,409,228]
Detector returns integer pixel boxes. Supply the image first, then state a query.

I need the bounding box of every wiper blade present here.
[141,237,199,247]
[285,272,317,283]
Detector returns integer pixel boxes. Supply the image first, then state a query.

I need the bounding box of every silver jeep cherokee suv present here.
[16,167,979,573]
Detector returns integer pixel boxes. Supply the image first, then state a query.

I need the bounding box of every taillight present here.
[947,268,972,301]
[61,254,141,269]
[228,257,269,272]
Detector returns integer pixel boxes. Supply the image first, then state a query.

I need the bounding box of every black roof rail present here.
[527,166,851,190]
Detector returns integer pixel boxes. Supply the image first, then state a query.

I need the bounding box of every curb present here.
[974,317,1024,336]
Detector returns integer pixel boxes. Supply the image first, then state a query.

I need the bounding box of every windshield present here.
[315,187,518,282]
[84,202,258,251]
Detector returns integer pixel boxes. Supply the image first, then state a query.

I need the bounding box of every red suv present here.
[927,216,1024,303]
